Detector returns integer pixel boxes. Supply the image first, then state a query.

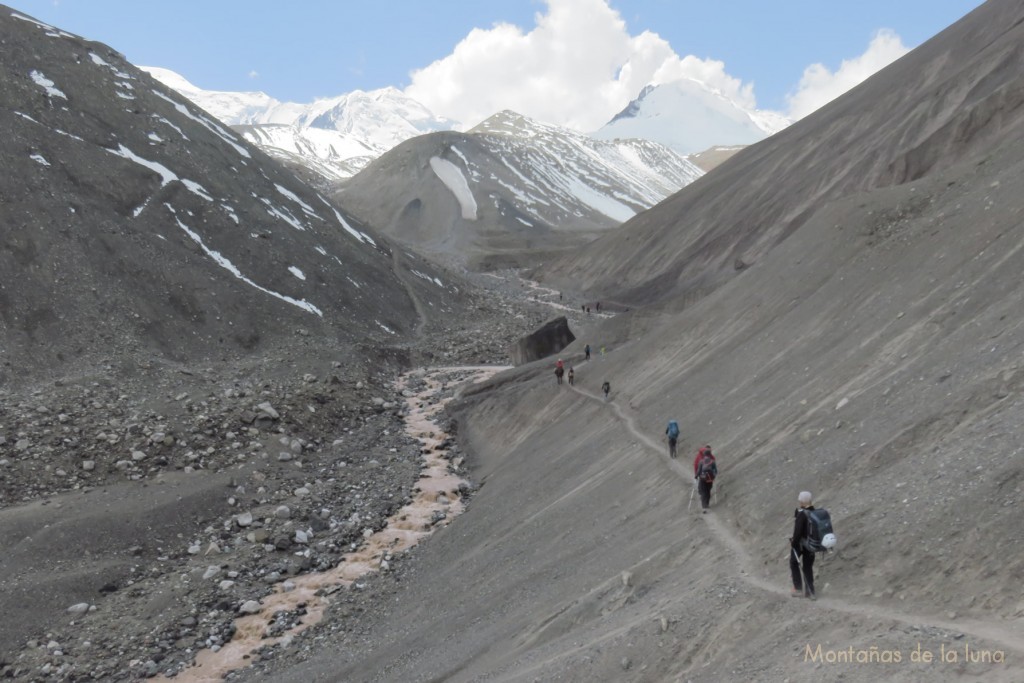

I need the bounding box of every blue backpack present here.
[666,421,679,439]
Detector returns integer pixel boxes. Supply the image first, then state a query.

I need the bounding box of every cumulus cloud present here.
[785,29,909,120]
[404,0,756,132]
[405,0,909,132]
[248,70,259,80]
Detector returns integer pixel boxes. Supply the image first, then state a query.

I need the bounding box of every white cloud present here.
[248,70,259,79]
[404,0,756,132]
[785,30,909,120]
[405,0,909,133]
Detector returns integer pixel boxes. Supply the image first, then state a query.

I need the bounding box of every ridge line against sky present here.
[9,0,985,130]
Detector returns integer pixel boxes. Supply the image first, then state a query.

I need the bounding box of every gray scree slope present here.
[0,5,462,383]
[256,1,1024,681]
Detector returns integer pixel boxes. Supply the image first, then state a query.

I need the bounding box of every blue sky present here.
[11,0,985,128]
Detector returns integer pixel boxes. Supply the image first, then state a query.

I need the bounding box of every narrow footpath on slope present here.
[567,382,1024,656]
[157,366,507,683]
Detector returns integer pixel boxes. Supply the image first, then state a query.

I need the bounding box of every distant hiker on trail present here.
[596,301,601,312]
[559,292,563,301]
[584,344,591,361]
[694,447,717,513]
[601,380,610,401]
[665,420,680,458]
[587,306,591,315]
[567,366,575,386]
[581,304,586,313]
[554,359,565,385]
[790,491,817,600]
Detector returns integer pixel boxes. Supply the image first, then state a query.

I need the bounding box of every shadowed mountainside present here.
[0,6,462,383]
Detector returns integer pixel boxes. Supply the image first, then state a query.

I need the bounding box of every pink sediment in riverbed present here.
[156,366,505,682]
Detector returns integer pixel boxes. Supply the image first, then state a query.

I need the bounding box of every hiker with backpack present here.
[789,491,836,600]
[567,366,575,386]
[694,447,717,513]
[601,380,610,401]
[584,344,591,361]
[554,359,565,385]
[665,420,680,458]
[692,445,712,479]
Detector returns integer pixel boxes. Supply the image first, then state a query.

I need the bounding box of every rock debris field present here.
[0,272,590,681]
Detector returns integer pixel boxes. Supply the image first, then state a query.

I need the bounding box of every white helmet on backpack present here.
[822,532,837,550]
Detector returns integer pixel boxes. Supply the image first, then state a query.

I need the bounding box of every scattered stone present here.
[239,600,262,615]
[66,602,91,618]
[256,402,279,420]
[236,511,254,527]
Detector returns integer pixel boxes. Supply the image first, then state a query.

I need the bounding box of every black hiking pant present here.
[668,437,677,458]
[698,478,712,509]
[790,547,815,596]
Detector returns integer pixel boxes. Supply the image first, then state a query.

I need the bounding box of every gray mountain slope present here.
[253,2,1024,681]
[0,6,459,383]
[536,0,1024,308]
[335,113,702,271]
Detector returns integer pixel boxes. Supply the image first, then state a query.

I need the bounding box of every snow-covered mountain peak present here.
[299,87,455,142]
[594,78,791,155]
[141,66,302,126]
[469,110,559,139]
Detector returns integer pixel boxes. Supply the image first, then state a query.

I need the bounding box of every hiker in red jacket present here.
[693,446,718,513]
[693,445,712,477]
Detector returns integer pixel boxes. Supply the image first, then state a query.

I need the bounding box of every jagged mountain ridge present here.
[146,66,771,187]
[1,7,459,379]
[143,67,454,181]
[335,110,704,270]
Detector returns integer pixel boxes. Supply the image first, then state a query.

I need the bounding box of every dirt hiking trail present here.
[568,383,1024,656]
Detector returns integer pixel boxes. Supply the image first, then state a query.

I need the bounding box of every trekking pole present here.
[687,484,695,511]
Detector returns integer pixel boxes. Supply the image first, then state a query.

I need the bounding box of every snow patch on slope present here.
[30,70,66,99]
[429,157,477,220]
[166,204,322,316]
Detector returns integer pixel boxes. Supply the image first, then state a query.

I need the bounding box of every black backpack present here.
[801,508,837,553]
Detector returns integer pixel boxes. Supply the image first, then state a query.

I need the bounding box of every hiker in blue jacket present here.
[665,420,679,458]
